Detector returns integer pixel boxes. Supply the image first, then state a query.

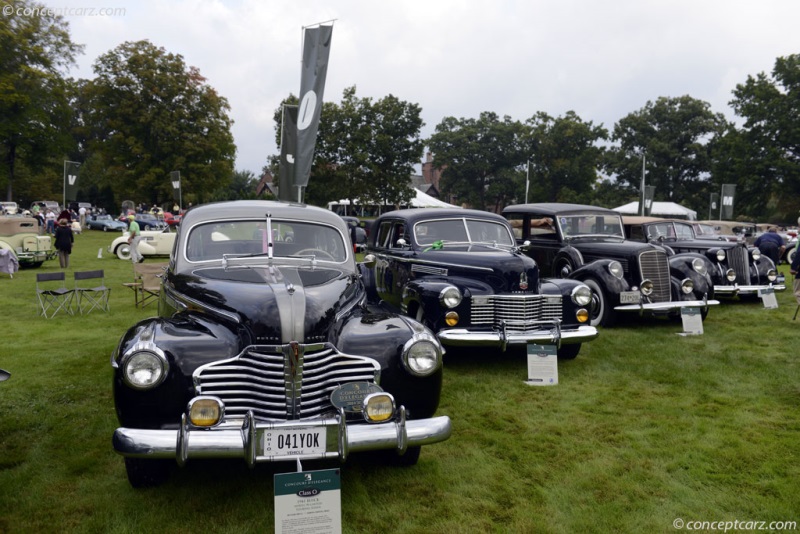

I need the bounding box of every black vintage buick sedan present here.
[112,201,451,487]
[622,216,784,298]
[502,203,720,327]
[360,208,599,359]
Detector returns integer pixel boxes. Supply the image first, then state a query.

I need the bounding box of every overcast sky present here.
[47,0,800,175]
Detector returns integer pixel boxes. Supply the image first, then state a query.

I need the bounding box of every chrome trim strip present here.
[437,325,598,347]
[372,253,494,273]
[614,299,720,311]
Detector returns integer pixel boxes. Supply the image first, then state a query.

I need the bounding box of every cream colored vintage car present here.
[108,229,176,260]
[0,216,54,267]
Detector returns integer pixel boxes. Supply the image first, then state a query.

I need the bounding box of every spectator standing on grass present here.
[54,218,73,268]
[78,205,87,229]
[127,214,143,263]
[791,246,800,305]
[45,209,56,234]
[754,227,785,264]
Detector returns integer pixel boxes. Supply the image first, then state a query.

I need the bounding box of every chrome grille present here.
[638,250,671,302]
[727,246,750,284]
[471,295,562,332]
[194,343,380,421]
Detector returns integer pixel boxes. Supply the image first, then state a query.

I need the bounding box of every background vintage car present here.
[118,212,169,231]
[341,215,367,251]
[623,216,783,298]
[111,200,451,487]
[360,208,598,359]
[87,214,128,232]
[0,216,54,268]
[108,228,176,260]
[502,203,719,327]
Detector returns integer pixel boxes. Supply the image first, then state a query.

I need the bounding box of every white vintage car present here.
[109,229,176,260]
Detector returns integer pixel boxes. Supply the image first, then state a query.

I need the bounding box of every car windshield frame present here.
[412,217,515,248]
[557,212,625,240]
[184,218,349,264]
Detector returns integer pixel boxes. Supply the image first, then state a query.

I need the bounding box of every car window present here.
[645,223,674,239]
[559,214,624,238]
[674,223,694,239]
[186,220,347,262]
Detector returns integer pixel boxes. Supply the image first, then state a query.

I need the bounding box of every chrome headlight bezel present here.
[402,332,443,377]
[640,279,654,296]
[608,261,624,279]
[571,284,592,306]
[715,249,726,262]
[681,278,695,295]
[767,269,778,282]
[725,268,737,282]
[692,258,708,276]
[752,248,761,261]
[439,286,462,309]
[122,346,168,390]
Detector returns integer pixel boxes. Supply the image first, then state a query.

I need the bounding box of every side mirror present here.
[518,240,532,251]
[361,253,377,268]
[395,238,407,248]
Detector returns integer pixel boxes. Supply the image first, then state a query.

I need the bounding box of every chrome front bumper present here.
[615,298,720,312]
[113,410,452,467]
[437,324,598,350]
[714,283,786,296]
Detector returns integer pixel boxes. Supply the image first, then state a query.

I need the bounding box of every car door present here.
[505,212,560,277]
[372,219,411,311]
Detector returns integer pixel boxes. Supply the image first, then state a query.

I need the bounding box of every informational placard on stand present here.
[525,344,558,386]
[679,306,704,336]
[759,287,778,309]
[275,468,341,534]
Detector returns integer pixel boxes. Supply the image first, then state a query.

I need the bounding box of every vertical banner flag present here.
[64,161,81,203]
[295,24,333,192]
[709,192,719,220]
[170,171,181,206]
[278,105,298,202]
[721,184,736,220]
[643,186,656,216]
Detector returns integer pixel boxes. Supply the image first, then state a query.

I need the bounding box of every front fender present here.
[668,253,715,300]
[570,260,630,298]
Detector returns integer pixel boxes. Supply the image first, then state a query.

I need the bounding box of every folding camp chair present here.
[74,270,110,314]
[122,262,165,308]
[36,272,73,318]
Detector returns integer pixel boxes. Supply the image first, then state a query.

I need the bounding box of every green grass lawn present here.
[0,230,798,533]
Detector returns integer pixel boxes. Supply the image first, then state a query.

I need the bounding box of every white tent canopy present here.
[613,201,697,221]
[328,188,460,211]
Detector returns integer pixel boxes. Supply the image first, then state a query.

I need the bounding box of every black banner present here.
[721,184,736,220]
[170,171,181,205]
[278,105,298,202]
[64,161,80,202]
[295,24,333,191]
[643,186,656,216]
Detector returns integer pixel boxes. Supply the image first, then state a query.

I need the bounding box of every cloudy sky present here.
[46,0,800,175]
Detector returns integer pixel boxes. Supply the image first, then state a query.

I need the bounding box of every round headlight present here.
[439,286,462,309]
[123,350,167,390]
[608,261,624,279]
[716,249,726,262]
[726,268,736,282]
[681,278,694,295]
[692,258,707,276]
[752,248,761,261]
[402,335,442,377]
[571,285,592,306]
[640,279,654,296]
[767,269,777,282]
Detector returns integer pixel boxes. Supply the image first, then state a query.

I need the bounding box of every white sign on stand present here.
[275,468,341,534]
[759,287,779,309]
[679,306,704,336]
[525,344,558,386]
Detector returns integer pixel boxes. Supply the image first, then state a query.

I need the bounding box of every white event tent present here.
[613,201,697,221]
[328,188,460,212]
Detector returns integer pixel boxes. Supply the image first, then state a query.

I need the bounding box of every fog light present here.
[681,278,694,294]
[445,311,459,326]
[188,397,223,427]
[726,269,736,282]
[576,309,589,323]
[640,279,654,296]
[767,269,777,282]
[364,392,395,423]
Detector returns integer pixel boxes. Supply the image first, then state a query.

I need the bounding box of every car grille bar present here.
[471,294,562,332]
[727,246,750,284]
[193,343,380,421]
[638,250,671,302]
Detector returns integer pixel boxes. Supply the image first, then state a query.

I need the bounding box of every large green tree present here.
[82,40,235,206]
[0,0,83,201]
[605,96,729,215]
[523,111,608,204]
[427,112,525,211]
[728,54,800,222]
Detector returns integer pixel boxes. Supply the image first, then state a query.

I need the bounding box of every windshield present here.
[414,218,515,246]
[558,213,624,239]
[186,220,348,263]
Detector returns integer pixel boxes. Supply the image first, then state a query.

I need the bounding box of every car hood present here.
[567,238,657,259]
[415,248,540,293]
[169,265,360,345]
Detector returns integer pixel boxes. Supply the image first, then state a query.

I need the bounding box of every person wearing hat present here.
[754,226,785,264]
[54,218,74,268]
[127,214,143,263]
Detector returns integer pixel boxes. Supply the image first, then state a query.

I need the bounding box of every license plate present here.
[262,426,326,456]
[619,291,641,304]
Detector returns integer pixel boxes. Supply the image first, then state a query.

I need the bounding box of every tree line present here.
[2,0,799,223]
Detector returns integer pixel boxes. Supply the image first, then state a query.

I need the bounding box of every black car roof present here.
[181,201,347,229]
[502,203,621,216]
[376,208,507,225]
